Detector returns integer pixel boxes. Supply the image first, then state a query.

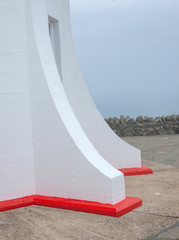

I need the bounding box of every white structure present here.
[0,0,141,208]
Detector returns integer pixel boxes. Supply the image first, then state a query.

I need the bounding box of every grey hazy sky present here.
[70,0,179,118]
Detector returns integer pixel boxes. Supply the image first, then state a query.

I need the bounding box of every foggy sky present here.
[70,0,179,118]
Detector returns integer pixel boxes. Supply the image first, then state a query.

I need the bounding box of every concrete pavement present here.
[0,135,178,240]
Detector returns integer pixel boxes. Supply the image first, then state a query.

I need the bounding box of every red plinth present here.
[0,195,142,217]
[119,165,153,176]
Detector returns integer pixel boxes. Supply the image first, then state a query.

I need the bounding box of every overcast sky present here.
[70,0,179,118]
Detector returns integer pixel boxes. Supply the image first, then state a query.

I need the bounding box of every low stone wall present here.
[105,115,179,137]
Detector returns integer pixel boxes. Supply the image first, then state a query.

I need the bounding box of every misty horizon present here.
[70,0,179,118]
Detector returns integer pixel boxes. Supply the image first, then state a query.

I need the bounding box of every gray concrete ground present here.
[145,221,179,240]
[0,135,178,240]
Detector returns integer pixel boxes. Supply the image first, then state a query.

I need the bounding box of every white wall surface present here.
[0,0,127,204]
[30,0,125,204]
[0,0,35,201]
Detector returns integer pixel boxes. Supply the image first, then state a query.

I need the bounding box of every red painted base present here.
[119,165,153,176]
[0,195,142,217]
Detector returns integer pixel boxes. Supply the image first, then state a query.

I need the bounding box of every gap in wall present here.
[48,16,62,81]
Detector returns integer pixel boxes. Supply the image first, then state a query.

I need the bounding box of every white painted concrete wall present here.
[0,0,126,204]
[0,0,35,201]
[30,0,125,204]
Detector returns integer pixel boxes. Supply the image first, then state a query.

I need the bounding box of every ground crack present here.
[133,211,179,219]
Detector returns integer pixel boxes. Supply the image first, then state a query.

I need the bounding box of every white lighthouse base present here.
[0,0,150,216]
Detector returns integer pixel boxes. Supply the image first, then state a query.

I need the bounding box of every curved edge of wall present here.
[30,0,125,205]
[54,0,141,169]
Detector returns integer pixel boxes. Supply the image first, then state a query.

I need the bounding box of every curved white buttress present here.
[45,0,141,169]
[30,0,125,204]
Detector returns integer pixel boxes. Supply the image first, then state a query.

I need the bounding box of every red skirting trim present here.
[119,165,153,176]
[0,195,142,217]
[34,195,142,217]
[0,195,35,212]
